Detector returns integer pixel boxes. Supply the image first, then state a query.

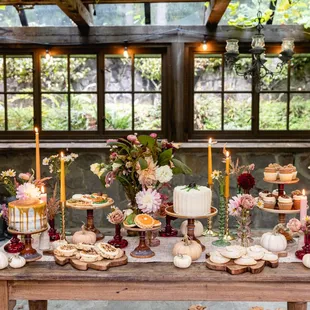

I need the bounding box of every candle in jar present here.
[225,151,230,198]
[208,138,213,186]
[300,189,308,224]
[40,186,47,203]
[34,127,41,181]
[60,152,66,203]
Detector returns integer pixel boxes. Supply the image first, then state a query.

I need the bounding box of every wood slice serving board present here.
[55,254,128,271]
[206,257,278,275]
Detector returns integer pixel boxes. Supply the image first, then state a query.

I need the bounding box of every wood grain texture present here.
[28,300,48,310]
[288,302,307,310]
[0,281,8,310]
[204,0,231,26]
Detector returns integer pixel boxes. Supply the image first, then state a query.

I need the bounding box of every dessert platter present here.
[66,193,114,240]
[54,242,128,271]
[206,245,279,275]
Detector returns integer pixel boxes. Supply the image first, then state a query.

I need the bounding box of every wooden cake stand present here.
[165,206,218,252]
[124,225,161,259]
[66,199,114,241]
[8,227,47,262]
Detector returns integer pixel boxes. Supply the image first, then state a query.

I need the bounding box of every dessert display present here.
[54,244,78,257]
[96,242,124,259]
[272,189,286,198]
[264,166,277,181]
[76,248,103,263]
[234,255,257,266]
[134,214,155,229]
[210,251,230,264]
[263,163,298,182]
[278,195,293,210]
[259,190,271,199]
[219,246,244,259]
[292,190,303,210]
[173,183,211,217]
[279,167,294,182]
[263,195,276,209]
[8,198,47,233]
[247,245,265,260]
[67,193,113,207]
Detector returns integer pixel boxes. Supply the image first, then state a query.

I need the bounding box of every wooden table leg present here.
[288,302,307,310]
[0,281,8,310]
[28,300,48,310]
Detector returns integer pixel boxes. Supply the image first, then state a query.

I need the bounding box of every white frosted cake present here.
[173,184,212,217]
[8,198,47,233]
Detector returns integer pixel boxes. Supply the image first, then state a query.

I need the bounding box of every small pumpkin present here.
[72,225,97,245]
[173,254,192,269]
[180,220,204,237]
[172,235,202,261]
[260,226,287,252]
[302,254,310,268]
[0,252,8,270]
[9,254,26,269]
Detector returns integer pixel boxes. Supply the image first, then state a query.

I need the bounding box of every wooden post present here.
[28,300,48,310]
[287,302,307,310]
[0,281,8,310]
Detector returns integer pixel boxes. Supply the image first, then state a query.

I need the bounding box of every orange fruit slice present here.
[134,214,155,229]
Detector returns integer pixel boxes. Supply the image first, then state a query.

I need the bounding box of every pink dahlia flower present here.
[136,188,162,214]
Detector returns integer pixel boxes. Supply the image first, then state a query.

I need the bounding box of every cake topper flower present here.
[16,183,41,200]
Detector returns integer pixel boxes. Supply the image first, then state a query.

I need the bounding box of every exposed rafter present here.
[14,5,29,26]
[266,0,278,25]
[56,0,93,32]
[204,0,231,28]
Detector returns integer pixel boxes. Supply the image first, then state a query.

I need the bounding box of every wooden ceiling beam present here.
[204,0,231,27]
[56,0,93,32]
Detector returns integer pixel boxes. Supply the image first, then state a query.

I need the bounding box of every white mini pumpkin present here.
[72,225,97,245]
[173,254,192,269]
[172,235,202,261]
[0,252,8,270]
[302,254,310,269]
[180,220,204,237]
[260,231,287,252]
[9,254,26,269]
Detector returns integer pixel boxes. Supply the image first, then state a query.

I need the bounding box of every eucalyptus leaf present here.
[172,158,192,175]
[137,135,155,148]
[138,158,148,170]
[158,148,173,166]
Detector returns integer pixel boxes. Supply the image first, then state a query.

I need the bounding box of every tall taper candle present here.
[60,152,66,203]
[208,138,213,186]
[225,151,230,198]
[300,189,308,224]
[40,186,47,203]
[34,127,40,180]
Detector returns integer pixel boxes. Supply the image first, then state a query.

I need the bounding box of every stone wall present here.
[1,147,309,231]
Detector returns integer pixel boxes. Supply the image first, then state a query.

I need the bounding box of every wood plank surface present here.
[204,0,231,26]
[28,300,48,310]
[288,302,307,310]
[0,281,8,310]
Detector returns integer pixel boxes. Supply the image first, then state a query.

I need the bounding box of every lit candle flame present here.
[226,151,229,157]
[303,189,305,196]
[41,186,45,194]
[60,152,64,158]
[34,127,39,133]
[209,138,212,144]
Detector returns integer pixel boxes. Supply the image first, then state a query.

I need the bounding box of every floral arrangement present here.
[287,217,310,235]
[228,194,257,246]
[91,134,191,214]
[0,204,8,223]
[43,153,78,176]
[107,206,125,225]
[46,183,60,221]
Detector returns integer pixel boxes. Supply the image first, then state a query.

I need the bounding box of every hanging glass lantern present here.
[226,39,239,54]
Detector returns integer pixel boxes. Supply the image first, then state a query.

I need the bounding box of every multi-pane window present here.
[41,54,97,131]
[0,55,34,131]
[104,54,162,131]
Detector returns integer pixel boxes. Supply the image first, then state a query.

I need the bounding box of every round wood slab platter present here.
[258,205,309,214]
[263,178,299,185]
[54,253,128,271]
[66,198,114,210]
[165,206,218,219]
[206,256,278,275]
[123,224,161,232]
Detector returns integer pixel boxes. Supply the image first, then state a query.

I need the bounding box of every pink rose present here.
[240,194,256,210]
[106,139,117,144]
[150,133,157,139]
[110,152,118,160]
[287,218,301,233]
[127,135,137,142]
[19,172,31,181]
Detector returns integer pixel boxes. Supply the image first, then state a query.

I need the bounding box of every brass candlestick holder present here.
[223,197,235,241]
[203,183,218,237]
[61,201,66,241]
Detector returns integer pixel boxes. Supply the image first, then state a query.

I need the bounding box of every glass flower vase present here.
[296,232,310,260]
[236,209,252,248]
[212,182,231,247]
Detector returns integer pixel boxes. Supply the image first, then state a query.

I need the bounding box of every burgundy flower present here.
[237,172,255,191]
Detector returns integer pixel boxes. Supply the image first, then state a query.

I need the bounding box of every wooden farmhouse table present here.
[0,261,309,310]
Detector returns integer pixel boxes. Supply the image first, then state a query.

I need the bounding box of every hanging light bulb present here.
[45,49,51,60]
[123,46,129,58]
[202,36,207,51]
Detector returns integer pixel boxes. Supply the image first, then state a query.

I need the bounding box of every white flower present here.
[136,188,162,214]
[155,165,173,183]
[49,165,53,174]
[123,209,133,218]
[112,162,122,171]
[64,155,72,162]
[125,162,133,169]
[90,163,100,174]
[71,153,78,159]
[1,169,16,178]
[98,168,106,178]
[16,183,41,200]
[42,157,49,166]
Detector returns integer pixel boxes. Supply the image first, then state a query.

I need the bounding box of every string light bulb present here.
[123,41,129,58]
[202,36,207,51]
[45,49,51,60]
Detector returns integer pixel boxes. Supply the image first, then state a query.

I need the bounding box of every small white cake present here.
[173,184,211,217]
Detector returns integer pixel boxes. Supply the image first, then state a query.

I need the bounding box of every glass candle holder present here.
[251,34,265,49]
[226,39,239,53]
[281,38,295,52]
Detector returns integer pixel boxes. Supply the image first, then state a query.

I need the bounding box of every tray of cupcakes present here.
[206,245,279,275]
[263,163,298,184]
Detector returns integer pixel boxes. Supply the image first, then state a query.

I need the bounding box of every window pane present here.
[224,94,251,130]
[260,57,288,91]
[0,57,3,92]
[151,3,205,25]
[26,5,74,27]
[105,56,131,92]
[105,94,132,130]
[71,94,97,131]
[135,55,162,91]
[290,93,310,130]
[224,56,252,91]
[6,56,33,92]
[94,4,145,26]
[194,93,221,130]
[42,94,68,130]
[260,93,287,130]
[291,55,310,91]
[194,56,222,91]
[70,55,97,92]
[0,6,21,27]
[134,93,161,130]
[0,94,4,130]
[41,56,68,92]
[7,94,33,130]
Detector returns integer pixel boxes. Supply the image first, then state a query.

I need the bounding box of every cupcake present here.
[278,195,293,210]
[279,166,293,182]
[263,194,276,209]
[292,190,303,210]
[272,189,286,198]
[287,164,297,179]
[259,190,271,199]
[264,166,277,181]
